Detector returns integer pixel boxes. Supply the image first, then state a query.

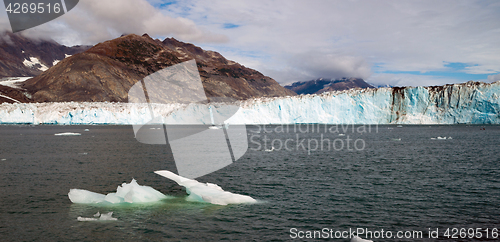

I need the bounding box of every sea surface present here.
[0,124,499,241]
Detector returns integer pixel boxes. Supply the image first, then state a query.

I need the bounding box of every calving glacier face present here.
[0,81,498,125]
[227,81,500,124]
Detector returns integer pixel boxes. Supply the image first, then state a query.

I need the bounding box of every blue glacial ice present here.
[1,81,499,124]
[68,179,168,204]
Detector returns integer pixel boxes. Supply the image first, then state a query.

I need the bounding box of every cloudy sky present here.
[1,0,500,87]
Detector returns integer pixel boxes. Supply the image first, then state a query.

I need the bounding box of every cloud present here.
[488,74,500,83]
[160,0,500,85]
[2,0,499,86]
[0,0,227,45]
[288,52,372,80]
[367,73,459,87]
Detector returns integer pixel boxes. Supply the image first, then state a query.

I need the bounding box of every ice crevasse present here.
[1,81,499,125]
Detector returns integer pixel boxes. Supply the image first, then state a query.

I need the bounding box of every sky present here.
[1,0,500,87]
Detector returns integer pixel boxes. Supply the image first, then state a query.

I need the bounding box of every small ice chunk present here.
[84,129,90,132]
[77,212,117,221]
[154,170,257,206]
[99,212,118,220]
[55,132,81,136]
[351,236,373,242]
[77,217,97,221]
[68,189,106,203]
[68,179,167,204]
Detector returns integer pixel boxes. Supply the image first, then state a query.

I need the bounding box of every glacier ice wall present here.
[0,102,183,125]
[0,81,498,125]
[227,81,500,124]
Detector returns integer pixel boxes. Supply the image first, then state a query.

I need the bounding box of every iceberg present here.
[68,179,168,204]
[154,170,257,205]
[0,81,499,125]
[54,132,81,136]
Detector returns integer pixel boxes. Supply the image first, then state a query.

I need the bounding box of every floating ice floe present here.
[155,170,257,206]
[351,236,373,242]
[431,136,452,140]
[68,179,167,204]
[84,129,90,131]
[77,212,117,221]
[54,132,81,136]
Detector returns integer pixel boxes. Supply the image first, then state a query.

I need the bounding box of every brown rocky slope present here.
[21,34,296,102]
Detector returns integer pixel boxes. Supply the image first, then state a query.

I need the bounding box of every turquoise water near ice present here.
[0,125,499,241]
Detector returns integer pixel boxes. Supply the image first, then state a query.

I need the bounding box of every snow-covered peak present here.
[23,57,49,71]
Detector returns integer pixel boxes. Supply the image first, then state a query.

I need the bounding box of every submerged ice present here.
[77,212,118,221]
[68,179,167,204]
[155,170,257,205]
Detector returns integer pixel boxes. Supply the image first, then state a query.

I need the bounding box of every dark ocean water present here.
[0,124,499,241]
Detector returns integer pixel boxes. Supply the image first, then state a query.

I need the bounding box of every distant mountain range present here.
[284,78,374,95]
[0,32,90,77]
[0,32,295,103]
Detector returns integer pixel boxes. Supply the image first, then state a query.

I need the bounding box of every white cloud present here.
[0,0,227,45]
[367,73,459,87]
[488,74,500,83]
[160,0,500,85]
[1,0,500,86]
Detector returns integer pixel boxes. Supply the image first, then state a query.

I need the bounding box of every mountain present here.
[284,78,374,95]
[1,81,498,125]
[0,31,89,77]
[17,34,295,102]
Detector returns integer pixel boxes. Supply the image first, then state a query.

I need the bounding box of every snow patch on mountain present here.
[23,57,49,71]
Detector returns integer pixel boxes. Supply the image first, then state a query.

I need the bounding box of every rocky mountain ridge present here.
[0,31,89,77]
[17,34,295,103]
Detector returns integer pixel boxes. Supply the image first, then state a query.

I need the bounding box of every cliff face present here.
[20,34,295,102]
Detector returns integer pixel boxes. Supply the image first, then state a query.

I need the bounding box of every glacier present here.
[0,81,499,125]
